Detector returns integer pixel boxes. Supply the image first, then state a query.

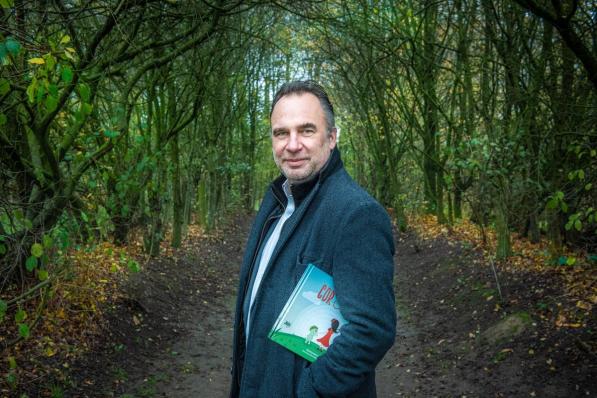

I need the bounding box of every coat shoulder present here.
[323,169,388,217]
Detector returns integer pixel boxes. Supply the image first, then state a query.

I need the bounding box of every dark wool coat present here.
[230,148,396,398]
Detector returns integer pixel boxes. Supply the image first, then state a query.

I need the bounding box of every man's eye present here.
[302,129,315,136]
[273,131,288,137]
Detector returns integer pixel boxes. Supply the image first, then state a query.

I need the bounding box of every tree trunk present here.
[144,78,164,256]
[170,132,182,248]
[495,203,512,260]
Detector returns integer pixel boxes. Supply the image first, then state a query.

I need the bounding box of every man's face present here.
[271,93,337,185]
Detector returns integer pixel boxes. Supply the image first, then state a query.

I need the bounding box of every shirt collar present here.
[282,179,293,200]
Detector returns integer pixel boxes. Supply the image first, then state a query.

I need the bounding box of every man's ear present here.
[328,127,338,149]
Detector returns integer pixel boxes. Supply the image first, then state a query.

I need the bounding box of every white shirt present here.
[245,179,295,340]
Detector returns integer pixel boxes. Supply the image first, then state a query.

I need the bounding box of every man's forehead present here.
[273,92,321,108]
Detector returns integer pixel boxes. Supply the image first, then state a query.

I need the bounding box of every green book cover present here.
[268,264,348,362]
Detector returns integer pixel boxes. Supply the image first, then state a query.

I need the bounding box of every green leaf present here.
[0,114,6,126]
[6,372,16,388]
[0,78,9,95]
[6,373,16,388]
[28,57,45,65]
[4,37,21,55]
[585,183,592,191]
[566,257,576,266]
[25,256,37,271]
[18,323,30,339]
[61,66,73,83]
[36,83,45,103]
[15,309,26,322]
[57,227,70,249]
[578,170,585,180]
[78,83,90,102]
[38,269,48,281]
[0,0,14,8]
[45,53,56,71]
[0,43,7,63]
[74,110,84,123]
[546,198,557,209]
[558,256,567,266]
[42,234,53,249]
[0,243,6,255]
[60,35,71,45]
[0,299,7,322]
[45,95,58,113]
[64,47,76,61]
[26,80,36,103]
[560,202,568,213]
[81,103,92,115]
[14,209,24,221]
[127,260,140,273]
[81,211,88,222]
[8,356,16,369]
[48,83,58,97]
[556,191,564,200]
[574,219,582,231]
[31,243,43,258]
[103,129,119,138]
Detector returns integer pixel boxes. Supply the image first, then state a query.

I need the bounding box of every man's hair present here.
[270,80,335,134]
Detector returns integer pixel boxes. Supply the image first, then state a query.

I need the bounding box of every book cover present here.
[268,263,348,362]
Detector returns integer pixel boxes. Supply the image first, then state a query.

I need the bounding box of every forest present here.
[1,0,596,396]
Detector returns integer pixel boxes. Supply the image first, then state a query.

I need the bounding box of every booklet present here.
[268,263,348,362]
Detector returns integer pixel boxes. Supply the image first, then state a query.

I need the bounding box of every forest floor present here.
[9,212,596,397]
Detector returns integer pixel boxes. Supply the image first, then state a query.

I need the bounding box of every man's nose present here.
[286,131,301,152]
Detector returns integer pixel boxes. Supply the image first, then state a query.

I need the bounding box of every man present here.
[230,81,396,397]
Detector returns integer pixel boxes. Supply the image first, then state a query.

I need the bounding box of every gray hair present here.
[270,80,335,134]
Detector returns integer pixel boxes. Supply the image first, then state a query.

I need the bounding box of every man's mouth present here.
[285,158,307,166]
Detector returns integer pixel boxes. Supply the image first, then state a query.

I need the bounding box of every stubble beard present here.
[273,153,316,185]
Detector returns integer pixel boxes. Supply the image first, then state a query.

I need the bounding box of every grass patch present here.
[492,348,513,363]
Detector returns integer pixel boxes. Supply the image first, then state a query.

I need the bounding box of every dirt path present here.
[378,232,595,397]
[65,215,249,397]
[64,215,595,397]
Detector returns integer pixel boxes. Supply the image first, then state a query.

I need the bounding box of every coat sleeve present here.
[299,201,397,397]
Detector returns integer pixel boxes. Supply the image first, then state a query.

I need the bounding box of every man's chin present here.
[284,170,316,185]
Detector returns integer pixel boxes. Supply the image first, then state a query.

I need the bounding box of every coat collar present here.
[270,147,343,207]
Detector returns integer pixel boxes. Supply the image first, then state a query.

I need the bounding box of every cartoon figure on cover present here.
[317,318,339,348]
[304,325,318,344]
